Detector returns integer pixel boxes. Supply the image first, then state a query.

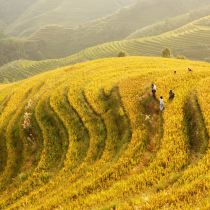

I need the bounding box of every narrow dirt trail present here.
[133,93,163,172]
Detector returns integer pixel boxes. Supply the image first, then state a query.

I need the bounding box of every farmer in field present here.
[160,96,164,111]
[151,83,157,98]
[169,90,175,100]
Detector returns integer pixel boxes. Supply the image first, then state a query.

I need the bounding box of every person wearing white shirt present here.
[151,83,157,98]
[160,96,164,111]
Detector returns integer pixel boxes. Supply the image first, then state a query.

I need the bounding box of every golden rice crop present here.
[0,57,209,210]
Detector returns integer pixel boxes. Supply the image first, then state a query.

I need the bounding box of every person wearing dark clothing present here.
[169,90,175,100]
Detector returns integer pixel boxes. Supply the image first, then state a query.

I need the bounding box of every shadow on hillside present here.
[183,94,209,162]
[98,86,132,161]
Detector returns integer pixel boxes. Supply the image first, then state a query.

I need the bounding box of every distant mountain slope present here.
[1,0,210,67]
[0,0,36,24]
[0,31,5,39]
[0,38,44,66]
[1,14,210,83]
[4,0,136,36]
[0,59,66,83]
[26,0,210,55]
[127,5,210,39]
[73,15,210,62]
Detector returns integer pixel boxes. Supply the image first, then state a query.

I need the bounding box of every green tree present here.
[118,51,126,57]
[162,48,171,58]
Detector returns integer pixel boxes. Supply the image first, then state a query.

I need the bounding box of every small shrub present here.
[162,48,171,58]
[176,55,186,59]
[118,51,126,57]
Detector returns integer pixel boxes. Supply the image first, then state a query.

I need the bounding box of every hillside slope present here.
[1,0,210,67]
[127,5,210,39]
[0,0,36,24]
[3,0,136,36]
[0,50,92,83]
[74,15,210,62]
[1,15,210,83]
[64,0,210,51]
[0,57,209,209]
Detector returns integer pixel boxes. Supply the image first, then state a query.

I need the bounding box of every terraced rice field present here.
[77,18,210,63]
[80,16,210,62]
[1,15,210,84]
[0,57,209,209]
